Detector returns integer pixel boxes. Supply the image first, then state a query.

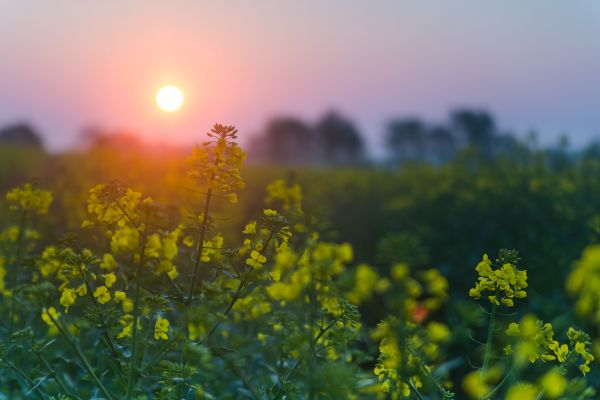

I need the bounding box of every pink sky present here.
[1,1,600,152]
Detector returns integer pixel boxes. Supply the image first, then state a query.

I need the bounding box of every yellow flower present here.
[242,221,257,235]
[114,290,126,302]
[75,284,87,296]
[426,322,450,342]
[469,253,527,307]
[6,183,53,215]
[100,253,117,270]
[154,315,170,340]
[59,288,77,313]
[41,307,60,325]
[104,273,117,288]
[246,249,267,269]
[505,383,538,400]
[539,370,566,398]
[93,286,111,304]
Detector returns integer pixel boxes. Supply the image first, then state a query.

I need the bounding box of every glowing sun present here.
[156,85,184,112]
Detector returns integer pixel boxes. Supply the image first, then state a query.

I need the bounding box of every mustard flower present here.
[6,183,52,215]
[246,249,267,269]
[93,286,111,304]
[154,315,170,340]
[60,288,77,313]
[104,273,117,288]
[469,253,527,307]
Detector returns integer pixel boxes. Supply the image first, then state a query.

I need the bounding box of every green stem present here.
[1,355,46,399]
[9,210,27,333]
[29,343,73,397]
[408,380,425,400]
[202,234,273,343]
[479,303,497,400]
[47,312,114,400]
[126,235,146,399]
[483,367,513,399]
[139,340,177,376]
[186,182,214,304]
[406,346,447,397]
[79,264,120,360]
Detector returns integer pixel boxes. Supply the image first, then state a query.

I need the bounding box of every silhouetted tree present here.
[0,123,44,149]
[426,126,456,164]
[450,109,496,155]
[315,112,365,165]
[251,117,315,164]
[385,118,427,163]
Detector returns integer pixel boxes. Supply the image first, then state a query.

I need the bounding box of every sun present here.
[156,85,184,112]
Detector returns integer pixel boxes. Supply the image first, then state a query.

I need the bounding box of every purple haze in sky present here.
[1,1,600,152]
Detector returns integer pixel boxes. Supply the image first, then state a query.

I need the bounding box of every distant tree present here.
[426,126,456,164]
[251,117,315,164]
[450,109,496,155]
[314,112,365,165]
[582,141,600,161]
[0,123,44,149]
[385,118,427,163]
[79,127,146,152]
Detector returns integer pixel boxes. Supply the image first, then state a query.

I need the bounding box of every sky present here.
[1,1,600,152]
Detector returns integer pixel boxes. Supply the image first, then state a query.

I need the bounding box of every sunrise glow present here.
[156,85,184,113]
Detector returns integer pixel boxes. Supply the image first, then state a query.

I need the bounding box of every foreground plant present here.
[0,125,366,399]
[464,250,595,400]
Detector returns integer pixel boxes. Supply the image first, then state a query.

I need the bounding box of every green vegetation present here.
[1,125,600,399]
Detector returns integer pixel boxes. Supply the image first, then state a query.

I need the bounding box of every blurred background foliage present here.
[2,108,600,329]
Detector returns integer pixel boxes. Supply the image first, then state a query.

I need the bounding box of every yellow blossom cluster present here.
[6,183,52,215]
[504,370,569,400]
[567,245,600,321]
[0,256,6,295]
[373,319,450,398]
[468,254,527,307]
[154,315,170,340]
[0,225,40,242]
[504,314,594,375]
[266,241,352,308]
[145,229,181,277]
[187,124,245,201]
[265,178,303,215]
[83,183,142,227]
[346,263,390,305]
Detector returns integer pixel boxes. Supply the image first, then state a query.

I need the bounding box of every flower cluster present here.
[6,183,52,215]
[83,182,142,227]
[468,253,527,307]
[265,178,303,215]
[187,124,245,202]
[567,244,600,321]
[373,318,452,399]
[504,315,594,375]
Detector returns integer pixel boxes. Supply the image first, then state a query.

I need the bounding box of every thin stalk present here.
[9,210,27,333]
[125,235,146,399]
[407,346,447,397]
[78,264,119,360]
[1,355,46,399]
[139,340,177,376]
[186,181,214,303]
[482,367,513,400]
[479,303,497,400]
[202,234,273,342]
[29,343,73,397]
[408,380,426,400]
[272,313,342,399]
[47,312,114,400]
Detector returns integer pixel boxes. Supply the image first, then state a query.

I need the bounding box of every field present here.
[1,125,600,399]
